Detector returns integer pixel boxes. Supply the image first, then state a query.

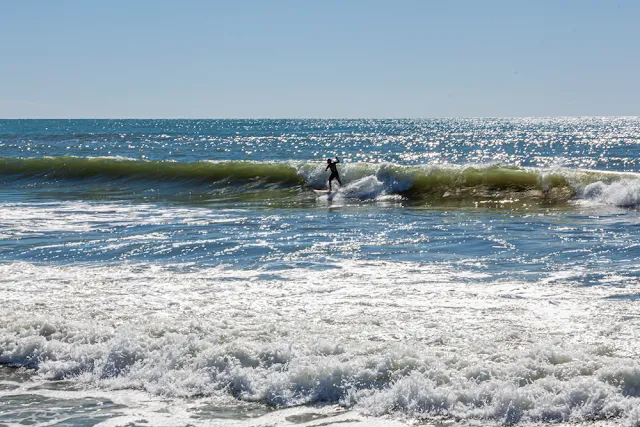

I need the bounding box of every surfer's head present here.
[327,158,331,164]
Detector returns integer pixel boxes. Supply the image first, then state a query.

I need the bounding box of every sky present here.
[1,0,639,118]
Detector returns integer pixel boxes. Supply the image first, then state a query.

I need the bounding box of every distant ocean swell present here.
[2,156,640,206]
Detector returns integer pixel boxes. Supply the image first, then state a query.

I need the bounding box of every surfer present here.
[325,157,342,191]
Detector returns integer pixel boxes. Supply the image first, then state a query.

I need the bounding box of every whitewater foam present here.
[580,179,640,207]
[1,261,640,425]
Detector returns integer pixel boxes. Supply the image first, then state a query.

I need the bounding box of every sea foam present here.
[581,179,640,207]
[2,261,640,425]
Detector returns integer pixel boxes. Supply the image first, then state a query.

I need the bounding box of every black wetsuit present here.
[326,158,342,188]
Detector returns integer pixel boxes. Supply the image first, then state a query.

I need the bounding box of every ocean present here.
[1,118,639,426]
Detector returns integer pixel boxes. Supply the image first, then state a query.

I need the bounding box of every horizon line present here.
[1,116,639,120]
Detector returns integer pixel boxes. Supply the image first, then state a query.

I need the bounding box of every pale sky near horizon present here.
[1,0,639,118]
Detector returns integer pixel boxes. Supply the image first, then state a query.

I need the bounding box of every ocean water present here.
[1,118,640,427]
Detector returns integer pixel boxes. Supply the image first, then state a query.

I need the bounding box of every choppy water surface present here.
[1,119,640,426]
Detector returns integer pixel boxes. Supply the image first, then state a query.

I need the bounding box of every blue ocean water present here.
[1,119,640,426]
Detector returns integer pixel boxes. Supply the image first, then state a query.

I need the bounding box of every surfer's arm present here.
[325,164,330,171]
[335,157,340,164]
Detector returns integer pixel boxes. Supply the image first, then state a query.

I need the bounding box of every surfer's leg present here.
[329,173,339,191]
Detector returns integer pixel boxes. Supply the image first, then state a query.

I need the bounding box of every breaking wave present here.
[580,179,640,207]
[2,156,640,206]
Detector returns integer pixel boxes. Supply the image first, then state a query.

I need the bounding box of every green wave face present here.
[2,156,639,206]
[0,157,304,185]
[398,166,573,201]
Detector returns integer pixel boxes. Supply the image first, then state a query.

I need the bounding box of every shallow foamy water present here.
[2,119,640,426]
[2,256,640,426]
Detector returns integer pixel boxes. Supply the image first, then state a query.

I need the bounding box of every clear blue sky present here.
[1,0,639,118]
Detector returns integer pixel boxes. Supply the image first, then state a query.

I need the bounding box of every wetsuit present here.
[325,158,342,189]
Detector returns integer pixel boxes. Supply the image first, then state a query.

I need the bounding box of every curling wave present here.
[2,156,640,206]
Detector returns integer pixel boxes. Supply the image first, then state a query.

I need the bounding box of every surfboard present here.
[313,189,332,194]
